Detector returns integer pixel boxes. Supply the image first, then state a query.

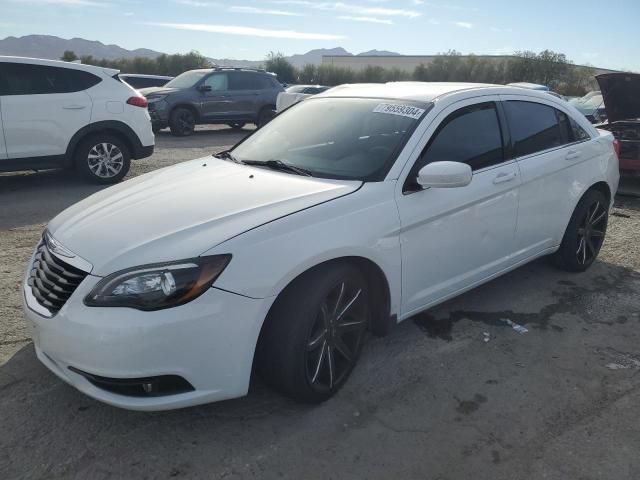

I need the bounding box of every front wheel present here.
[257,263,370,403]
[169,107,196,136]
[554,189,609,272]
[74,134,131,184]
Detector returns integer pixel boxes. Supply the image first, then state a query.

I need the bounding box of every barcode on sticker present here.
[373,103,425,119]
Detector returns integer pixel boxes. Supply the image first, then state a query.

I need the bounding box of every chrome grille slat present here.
[28,241,88,315]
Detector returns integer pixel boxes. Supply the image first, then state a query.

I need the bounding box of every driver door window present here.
[406,102,504,191]
[203,74,228,92]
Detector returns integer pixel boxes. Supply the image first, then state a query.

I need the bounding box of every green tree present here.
[264,51,296,84]
[60,50,78,62]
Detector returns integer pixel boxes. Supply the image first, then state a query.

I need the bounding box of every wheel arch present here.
[65,121,142,167]
[170,103,200,122]
[589,181,612,206]
[558,180,612,247]
[254,255,393,357]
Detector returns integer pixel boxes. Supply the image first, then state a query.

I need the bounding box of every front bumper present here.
[23,274,273,411]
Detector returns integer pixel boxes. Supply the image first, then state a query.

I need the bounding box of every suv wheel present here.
[75,134,131,184]
[170,107,196,136]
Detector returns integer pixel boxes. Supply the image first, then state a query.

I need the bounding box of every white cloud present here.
[10,0,105,5]
[453,21,472,29]
[174,0,220,6]
[229,6,304,16]
[338,15,392,24]
[145,22,347,40]
[271,1,421,18]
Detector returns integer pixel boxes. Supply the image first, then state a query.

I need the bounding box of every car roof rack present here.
[212,66,267,73]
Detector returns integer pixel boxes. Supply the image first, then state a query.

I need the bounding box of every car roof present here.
[120,73,174,80]
[0,55,119,77]
[315,81,553,103]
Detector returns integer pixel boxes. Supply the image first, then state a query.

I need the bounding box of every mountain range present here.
[0,35,401,67]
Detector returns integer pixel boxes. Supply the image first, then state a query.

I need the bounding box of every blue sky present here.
[0,0,638,71]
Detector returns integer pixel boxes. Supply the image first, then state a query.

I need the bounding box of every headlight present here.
[84,255,231,311]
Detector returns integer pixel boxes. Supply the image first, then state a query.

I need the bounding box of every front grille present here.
[28,242,88,315]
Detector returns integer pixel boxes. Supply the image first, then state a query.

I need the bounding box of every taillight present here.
[613,138,621,156]
[127,96,148,108]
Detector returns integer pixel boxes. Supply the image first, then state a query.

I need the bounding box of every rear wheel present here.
[227,122,246,130]
[554,189,609,272]
[258,263,370,403]
[74,134,130,184]
[169,107,196,136]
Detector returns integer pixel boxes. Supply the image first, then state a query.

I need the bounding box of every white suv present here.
[0,56,154,183]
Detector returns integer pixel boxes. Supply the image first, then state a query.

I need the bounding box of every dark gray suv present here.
[140,67,283,136]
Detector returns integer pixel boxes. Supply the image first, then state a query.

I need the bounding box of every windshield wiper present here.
[242,159,314,177]
[213,150,242,163]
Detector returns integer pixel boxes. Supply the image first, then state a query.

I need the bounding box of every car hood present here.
[47,158,361,276]
[139,86,179,97]
[596,73,640,123]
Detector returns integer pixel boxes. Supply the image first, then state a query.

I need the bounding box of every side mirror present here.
[417,161,472,188]
[197,85,212,93]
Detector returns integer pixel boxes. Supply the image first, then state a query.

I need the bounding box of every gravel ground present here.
[1,130,640,479]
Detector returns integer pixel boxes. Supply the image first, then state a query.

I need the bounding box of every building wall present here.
[322,55,618,76]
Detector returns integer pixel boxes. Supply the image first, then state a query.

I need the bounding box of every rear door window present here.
[0,63,100,95]
[504,101,570,157]
[229,72,262,91]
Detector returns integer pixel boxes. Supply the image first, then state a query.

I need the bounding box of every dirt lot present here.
[1,127,640,480]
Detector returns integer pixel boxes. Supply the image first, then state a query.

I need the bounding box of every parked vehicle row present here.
[141,67,283,136]
[0,56,154,183]
[23,82,619,410]
[119,73,174,90]
[276,84,331,112]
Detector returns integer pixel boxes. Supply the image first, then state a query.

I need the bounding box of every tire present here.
[554,189,609,272]
[257,263,370,403]
[74,134,131,184]
[227,122,246,130]
[256,108,276,128]
[169,107,196,136]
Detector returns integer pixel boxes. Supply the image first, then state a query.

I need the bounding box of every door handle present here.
[62,105,86,110]
[565,150,581,160]
[493,172,517,184]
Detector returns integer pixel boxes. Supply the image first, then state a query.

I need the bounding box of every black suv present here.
[140,67,283,136]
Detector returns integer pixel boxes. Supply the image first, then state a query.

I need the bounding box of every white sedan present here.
[23,82,619,410]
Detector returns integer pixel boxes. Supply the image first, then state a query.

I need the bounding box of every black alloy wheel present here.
[305,279,368,392]
[576,199,607,266]
[169,108,196,136]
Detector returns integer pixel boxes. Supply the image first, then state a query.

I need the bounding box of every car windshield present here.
[232,97,430,181]
[164,70,208,89]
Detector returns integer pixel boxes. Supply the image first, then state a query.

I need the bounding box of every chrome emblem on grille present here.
[44,231,76,258]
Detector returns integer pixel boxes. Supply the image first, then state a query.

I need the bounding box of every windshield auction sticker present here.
[373,103,425,119]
